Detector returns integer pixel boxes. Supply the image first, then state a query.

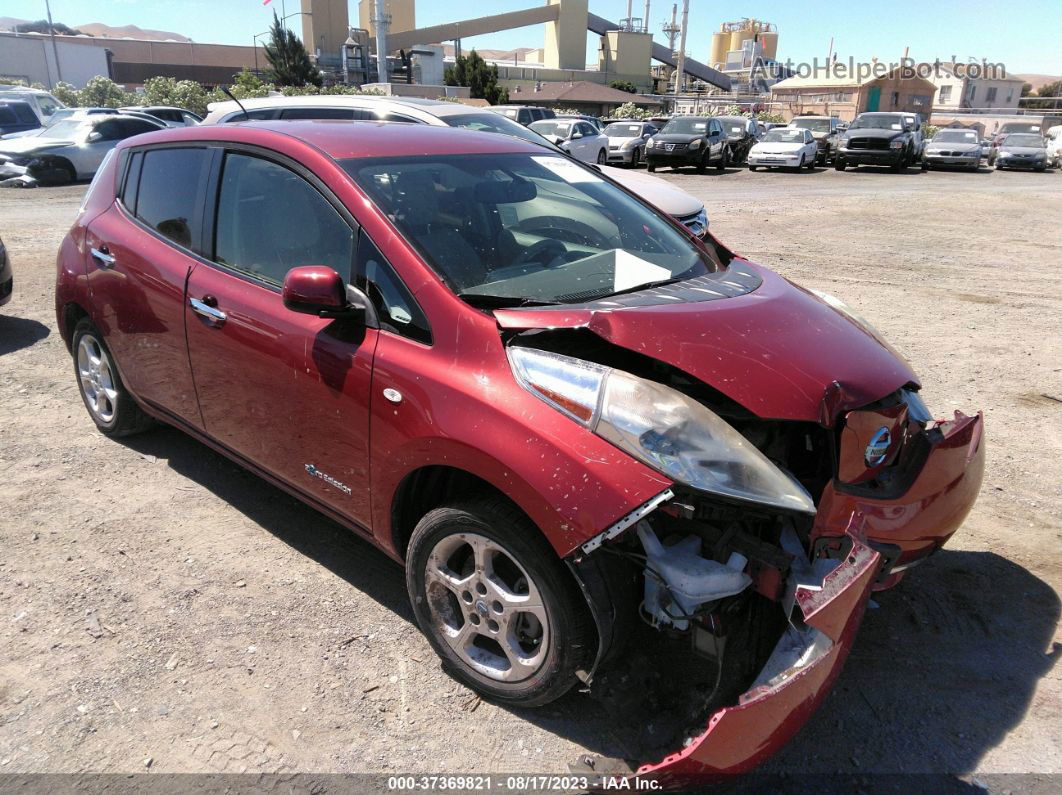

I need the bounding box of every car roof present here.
[124,119,544,160]
[0,99,33,108]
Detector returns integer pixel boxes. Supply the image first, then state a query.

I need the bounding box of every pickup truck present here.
[835,112,919,171]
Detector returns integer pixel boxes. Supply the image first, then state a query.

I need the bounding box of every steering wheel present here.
[512,238,568,268]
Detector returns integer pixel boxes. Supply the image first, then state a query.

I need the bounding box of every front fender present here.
[368,333,672,558]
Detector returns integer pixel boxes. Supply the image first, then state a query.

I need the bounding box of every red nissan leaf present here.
[55,121,984,782]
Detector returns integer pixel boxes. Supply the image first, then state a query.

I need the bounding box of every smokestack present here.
[626,0,634,30]
[674,0,688,94]
[644,1,651,33]
[374,0,388,84]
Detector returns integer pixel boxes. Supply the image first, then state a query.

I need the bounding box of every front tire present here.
[405,497,592,708]
[716,147,728,171]
[647,161,656,173]
[834,158,846,171]
[72,319,154,437]
[629,148,640,168]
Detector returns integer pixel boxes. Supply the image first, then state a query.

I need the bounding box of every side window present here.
[279,107,356,120]
[518,109,532,125]
[214,152,354,286]
[135,147,212,250]
[355,232,431,345]
[116,119,162,138]
[14,104,38,124]
[37,95,60,117]
[121,150,144,213]
[379,112,417,123]
[225,109,275,123]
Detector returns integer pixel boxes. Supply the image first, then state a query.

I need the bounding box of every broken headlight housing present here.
[508,347,816,514]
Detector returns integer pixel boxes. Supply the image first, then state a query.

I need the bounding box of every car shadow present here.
[0,314,50,355]
[840,166,926,175]
[498,549,1059,776]
[97,429,1062,779]
[117,426,412,621]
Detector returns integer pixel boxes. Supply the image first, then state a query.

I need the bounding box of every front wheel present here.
[405,497,592,707]
[834,158,846,171]
[646,161,656,173]
[629,148,640,168]
[716,147,728,171]
[748,164,758,171]
[72,319,154,437]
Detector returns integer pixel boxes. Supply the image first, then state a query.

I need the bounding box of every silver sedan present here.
[921,129,983,171]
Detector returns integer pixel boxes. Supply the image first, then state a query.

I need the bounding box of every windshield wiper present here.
[457,292,553,309]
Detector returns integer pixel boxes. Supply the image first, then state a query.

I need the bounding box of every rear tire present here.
[405,496,592,708]
[596,149,607,165]
[72,319,154,437]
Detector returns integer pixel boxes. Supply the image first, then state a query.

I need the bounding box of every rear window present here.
[279,107,356,120]
[135,148,212,251]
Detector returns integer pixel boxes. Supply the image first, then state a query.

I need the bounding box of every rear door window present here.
[135,147,213,251]
[213,152,354,286]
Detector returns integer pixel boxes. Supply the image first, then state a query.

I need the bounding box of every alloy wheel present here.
[423,532,550,683]
[77,334,118,424]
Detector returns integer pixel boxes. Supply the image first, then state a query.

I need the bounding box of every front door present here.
[185,150,377,526]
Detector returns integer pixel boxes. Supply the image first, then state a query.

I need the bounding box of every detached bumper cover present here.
[814,411,985,569]
[638,521,880,781]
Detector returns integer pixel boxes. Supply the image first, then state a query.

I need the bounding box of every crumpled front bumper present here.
[636,519,880,783]
[814,410,985,583]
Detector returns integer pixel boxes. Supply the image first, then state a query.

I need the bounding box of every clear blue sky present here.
[5,0,1061,74]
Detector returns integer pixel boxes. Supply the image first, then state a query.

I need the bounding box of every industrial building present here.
[771,67,937,121]
[929,62,1025,112]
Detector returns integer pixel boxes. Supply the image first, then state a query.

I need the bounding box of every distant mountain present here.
[1015,73,1062,92]
[74,22,191,42]
[0,16,190,42]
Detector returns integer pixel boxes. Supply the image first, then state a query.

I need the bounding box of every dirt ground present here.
[1,165,1060,785]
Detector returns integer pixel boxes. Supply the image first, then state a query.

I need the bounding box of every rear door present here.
[85,145,213,426]
[184,148,377,526]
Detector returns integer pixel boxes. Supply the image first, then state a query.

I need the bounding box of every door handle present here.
[189,296,226,327]
[90,246,116,268]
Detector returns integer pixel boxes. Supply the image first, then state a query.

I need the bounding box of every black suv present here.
[646,116,729,173]
[836,112,918,171]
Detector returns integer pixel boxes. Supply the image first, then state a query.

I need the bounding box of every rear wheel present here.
[405,497,591,707]
[596,149,607,165]
[72,319,154,437]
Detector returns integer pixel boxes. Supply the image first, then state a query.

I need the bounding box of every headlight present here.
[999,150,1012,157]
[689,139,702,150]
[507,347,816,514]
[621,139,638,149]
[890,139,904,148]
[901,388,933,424]
[646,138,656,149]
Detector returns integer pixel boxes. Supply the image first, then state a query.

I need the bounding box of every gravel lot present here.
[1,165,1060,784]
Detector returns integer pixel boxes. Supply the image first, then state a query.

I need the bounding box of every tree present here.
[78,76,135,108]
[608,101,651,120]
[1021,82,1034,97]
[444,50,508,105]
[14,19,87,36]
[609,80,637,94]
[142,76,211,116]
[263,11,321,87]
[50,82,79,106]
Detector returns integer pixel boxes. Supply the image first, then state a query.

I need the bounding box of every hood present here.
[494,260,918,424]
[927,141,981,152]
[653,133,702,144]
[999,145,1045,154]
[602,166,703,217]
[0,136,73,155]
[752,141,804,153]
[845,128,904,140]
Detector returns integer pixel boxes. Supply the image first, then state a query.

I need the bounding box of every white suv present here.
[0,85,66,124]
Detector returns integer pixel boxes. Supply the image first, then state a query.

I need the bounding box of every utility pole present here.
[373,0,389,84]
[44,0,63,85]
[662,4,679,55]
[674,0,688,94]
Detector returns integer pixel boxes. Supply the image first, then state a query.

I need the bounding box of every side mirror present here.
[283,266,361,321]
[87,131,103,143]
[571,131,583,139]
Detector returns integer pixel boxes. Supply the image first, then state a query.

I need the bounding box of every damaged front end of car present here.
[499,282,984,781]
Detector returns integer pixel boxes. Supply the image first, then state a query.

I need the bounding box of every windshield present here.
[35,120,88,139]
[342,153,714,305]
[791,118,831,133]
[660,117,708,135]
[718,118,747,136]
[933,130,978,143]
[1003,134,1044,147]
[762,129,805,143]
[528,120,573,138]
[1001,123,1040,134]
[850,115,904,131]
[445,112,558,150]
[604,123,642,137]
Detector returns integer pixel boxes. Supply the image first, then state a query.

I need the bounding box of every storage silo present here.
[709,31,728,67]
[729,28,751,53]
[758,31,778,61]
